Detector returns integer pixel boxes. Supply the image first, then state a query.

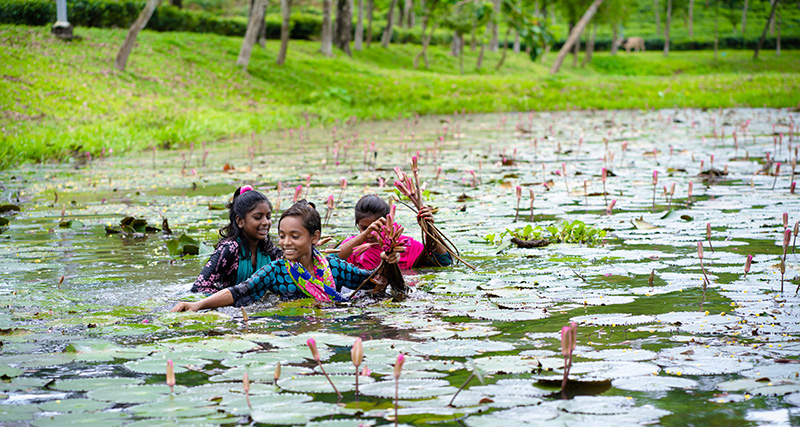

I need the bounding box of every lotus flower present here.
[293,185,302,202]
[560,326,571,356]
[744,255,752,277]
[783,213,789,229]
[166,359,176,393]
[393,353,405,379]
[653,170,658,185]
[601,167,607,182]
[697,242,704,259]
[274,361,281,383]
[361,365,371,376]
[351,338,363,368]
[307,338,320,361]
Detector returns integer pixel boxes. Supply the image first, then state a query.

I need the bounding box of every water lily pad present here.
[123,356,210,374]
[250,401,340,425]
[559,395,636,415]
[221,392,312,415]
[612,376,698,391]
[37,398,111,413]
[87,384,188,403]
[469,379,553,397]
[751,382,800,396]
[463,404,560,427]
[567,361,661,380]
[359,379,457,399]
[411,339,515,357]
[467,309,549,321]
[581,348,657,362]
[306,419,377,427]
[50,377,144,392]
[0,404,39,422]
[784,393,800,406]
[0,364,23,378]
[471,355,541,374]
[31,411,129,427]
[277,374,375,394]
[127,397,221,418]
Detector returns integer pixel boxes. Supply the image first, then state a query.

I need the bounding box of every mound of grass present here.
[1,24,798,168]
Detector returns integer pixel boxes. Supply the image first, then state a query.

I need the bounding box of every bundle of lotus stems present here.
[393,157,476,270]
[355,205,408,298]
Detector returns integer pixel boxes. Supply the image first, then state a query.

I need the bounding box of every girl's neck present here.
[241,235,259,254]
[298,250,315,272]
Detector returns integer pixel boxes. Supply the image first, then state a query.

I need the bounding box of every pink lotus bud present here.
[700,160,704,170]
[243,372,250,393]
[569,322,578,351]
[783,213,789,228]
[697,242,704,259]
[340,178,347,190]
[293,185,302,202]
[393,353,405,379]
[327,195,334,210]
[707,223,712,240]
[744,255,752,274]
[562,162,567,175]
[516,186,522,200]
[653,170,658,185]
[784,229,792,248]
[274,361,281,382]
[791,182,796,194]
[412,156,418,171]
[529,189,535,202]
[601,167,607,182]
[306,175,312,187]
[361,365,371,376]
[669,182,676,196]
[622,141,628,151]
[351,338,363,368]
[775,163,781,175]
[560,326,571,356]
[710,154,714,165]
[795,221,799,237]
[435,167,442,180]
[688,182,693,198]
[277,182,282,192]
[166,359,176,392]
[307,338,320,361]
[607,199,616,213]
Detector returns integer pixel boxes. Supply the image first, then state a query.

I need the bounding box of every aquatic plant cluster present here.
[0,108,799,426]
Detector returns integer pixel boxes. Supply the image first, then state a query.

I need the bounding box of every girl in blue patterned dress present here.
[171,200,400,312]
[190,185,283,295]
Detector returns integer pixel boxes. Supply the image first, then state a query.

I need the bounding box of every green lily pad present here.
[87,384,188,404]
[411,339,515,357]
[127,397,221,418]
[0,364,23,378]
[471,355,541,374]
[469,379,553,397]
[50,377,144,392]
[0,403,39,422]
[463,404,560,426]
[31,411,129,427]
[612,376,699,391]
[37,398,111,413]
[559,395,637,415]
[358,379,457,399]
[123,356,210,374]
[277,373,375,394]
[250,401,340,425]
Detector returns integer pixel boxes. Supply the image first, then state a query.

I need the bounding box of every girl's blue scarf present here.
[236,237,272,284]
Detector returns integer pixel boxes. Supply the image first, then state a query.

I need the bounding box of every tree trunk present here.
[114,0,162,71]
[581,22,597,66]
[714,0,719,60]
[236,0,268,68]
[470,26,477,51]
[366,0,374,47]
[754,0,779,59]
[654,0,660,35]
[170,0,181,8]
[496,27,512,70]
[321,0,333,55]
[413,2,438,69]
[459,34,464,74]
[688,0,694,36]
[776,9,781,55]
[397,0,404,26]
[572,26,580,67]
[451,30,461,56]
[355,0,364,50]
[276,0,292,64]
[610,23,619,55]
[476,43,486,69]
[664,0,672,55]
[490,0,501,51]
[550,0,604,74]
[741,0,748,35]
[381,0,400,47]
[769,0,776,35]
[404,0,414,27]
[334,0,353,55]
[513,30,520,53]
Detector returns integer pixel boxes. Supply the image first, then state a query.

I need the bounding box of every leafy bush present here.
[485,220,607,248]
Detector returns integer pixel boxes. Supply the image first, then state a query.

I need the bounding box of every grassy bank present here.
[1,24,799,168]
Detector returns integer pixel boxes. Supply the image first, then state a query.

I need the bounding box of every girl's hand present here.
[364,217,386,241]
[171,302,199,312]
[418,206,435,223]
[381,251,401,265]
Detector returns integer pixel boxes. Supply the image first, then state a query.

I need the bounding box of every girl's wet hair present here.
[354,194,390,223]
[279,199,321,236]
[220,187,273,253]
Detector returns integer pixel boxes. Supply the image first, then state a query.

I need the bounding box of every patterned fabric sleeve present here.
[326,255,374,292]
[229,260,281,307]
[190,239,240,294]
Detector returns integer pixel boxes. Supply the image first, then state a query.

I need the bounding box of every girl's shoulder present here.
[217,238,240,250]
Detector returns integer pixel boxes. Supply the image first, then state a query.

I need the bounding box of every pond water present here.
[0,108,799,426]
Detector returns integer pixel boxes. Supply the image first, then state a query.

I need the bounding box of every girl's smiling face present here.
[236,201,272,243]
[279,215,320,263]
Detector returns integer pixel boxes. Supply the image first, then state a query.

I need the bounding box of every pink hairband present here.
[240,185,253,194]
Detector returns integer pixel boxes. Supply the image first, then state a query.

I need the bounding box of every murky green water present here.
[1,108,799,426]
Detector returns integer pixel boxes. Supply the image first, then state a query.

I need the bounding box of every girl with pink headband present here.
[190,185,282,295]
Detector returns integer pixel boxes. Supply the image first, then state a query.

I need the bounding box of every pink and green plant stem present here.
[562,163,569,192]
[652,170,658,212]
[351,338,363,401]
[744,255,752,278]
[514,186,521,222]
[601,167,608,208]
[307,338,342,399]
[166,359,176,394]
[706,223,715,253]
[393,353,405,427]
[781,229,791,293]
[243,372,251,409]
[560,322,577,397]
[529,189,535,222]
[772,163,782,190]
[698,242,711,307]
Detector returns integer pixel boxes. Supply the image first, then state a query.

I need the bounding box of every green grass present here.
[1,24,799,168]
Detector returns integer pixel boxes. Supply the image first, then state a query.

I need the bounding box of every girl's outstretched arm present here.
[336,217,386,260]
[171,289,234,312]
